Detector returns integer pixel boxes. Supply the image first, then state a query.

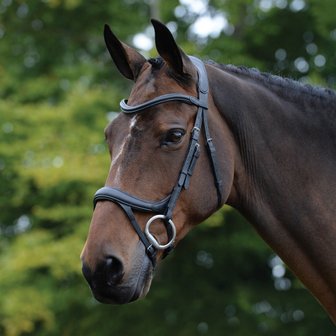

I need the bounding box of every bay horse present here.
[81,19,336,322]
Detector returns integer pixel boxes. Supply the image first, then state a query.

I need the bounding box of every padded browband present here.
[120,93,207,113]
[94,187,170,213]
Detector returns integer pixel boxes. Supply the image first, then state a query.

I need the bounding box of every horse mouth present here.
[90,256,154,304]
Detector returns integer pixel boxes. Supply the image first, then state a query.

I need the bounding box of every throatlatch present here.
[93,56,222,266]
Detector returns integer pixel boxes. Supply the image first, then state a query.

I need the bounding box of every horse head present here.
[80,20,236,304]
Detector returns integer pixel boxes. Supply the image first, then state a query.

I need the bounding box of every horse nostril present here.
[105,256,124,286]
[81,256,124,292]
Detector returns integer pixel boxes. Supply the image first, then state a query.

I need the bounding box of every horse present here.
[81,19,336,322]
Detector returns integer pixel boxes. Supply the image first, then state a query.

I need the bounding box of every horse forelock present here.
[148,57,164,69]
[147,57,193,89]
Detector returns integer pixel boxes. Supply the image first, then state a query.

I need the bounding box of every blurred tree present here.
[0,0,335,335]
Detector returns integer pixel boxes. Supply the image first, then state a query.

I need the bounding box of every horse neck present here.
[207,63,336,321]
[208,63,336,213]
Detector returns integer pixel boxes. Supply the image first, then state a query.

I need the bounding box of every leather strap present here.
[119,204,157,266]
[120,93,207,114]
[202,109,223,208]
[94,187,170,213]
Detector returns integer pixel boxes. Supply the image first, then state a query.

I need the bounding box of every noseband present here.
[93,56,222,266]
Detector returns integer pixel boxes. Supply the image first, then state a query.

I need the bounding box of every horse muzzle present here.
[81,252,153,304]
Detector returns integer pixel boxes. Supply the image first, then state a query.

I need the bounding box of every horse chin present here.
[92,254,154,305]
[130,267,153,302]
[129,249,154,302]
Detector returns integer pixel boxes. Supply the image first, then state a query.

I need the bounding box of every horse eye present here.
[162,129,185,146]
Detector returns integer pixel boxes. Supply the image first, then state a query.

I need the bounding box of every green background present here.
[1,0,336,334]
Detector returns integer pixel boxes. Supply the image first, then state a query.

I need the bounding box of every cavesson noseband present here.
[93,56,222,266]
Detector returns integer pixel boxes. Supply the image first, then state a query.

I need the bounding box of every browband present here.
[120,93,207,114]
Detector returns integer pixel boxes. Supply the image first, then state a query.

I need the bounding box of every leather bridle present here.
[93,56,222,266]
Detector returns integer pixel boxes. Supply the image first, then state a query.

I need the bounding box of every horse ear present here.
[151,19,192,76]
[104,24,146,81]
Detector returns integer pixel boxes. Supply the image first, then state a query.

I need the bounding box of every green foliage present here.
[1,0,335,335]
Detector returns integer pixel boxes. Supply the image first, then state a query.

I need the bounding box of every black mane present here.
[207,60,336,112]
[148,57,336,114]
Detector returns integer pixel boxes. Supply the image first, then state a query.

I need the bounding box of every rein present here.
[93,56,222,266]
